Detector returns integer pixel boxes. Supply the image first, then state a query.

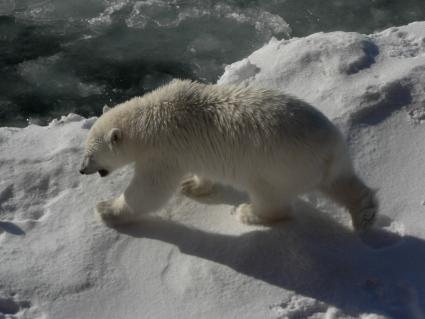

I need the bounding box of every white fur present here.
[81,79,378,230]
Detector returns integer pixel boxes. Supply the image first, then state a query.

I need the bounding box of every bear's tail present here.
[320,174,378,231]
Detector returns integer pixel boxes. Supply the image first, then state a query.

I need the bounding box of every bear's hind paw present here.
[180,176,214,197]
[352,207,377,231]
[233,204,268,225]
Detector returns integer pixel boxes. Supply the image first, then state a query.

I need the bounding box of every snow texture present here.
[2,22,425,319]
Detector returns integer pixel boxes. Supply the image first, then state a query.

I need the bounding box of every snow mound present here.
[2,22,425,319]
[219,22,425,126]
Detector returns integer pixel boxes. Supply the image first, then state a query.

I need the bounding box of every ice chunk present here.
[49,113,84,127]
[218,59,260,85]
[81,117,98,129]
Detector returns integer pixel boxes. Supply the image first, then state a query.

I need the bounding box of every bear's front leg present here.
[96,194,136,225]
[97,161,183,226]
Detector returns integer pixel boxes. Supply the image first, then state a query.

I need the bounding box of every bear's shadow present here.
[115,185,425,318]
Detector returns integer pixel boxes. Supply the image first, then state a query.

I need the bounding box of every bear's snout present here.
[79,155,96,175]
[79,164,97,175]
[79,164,89,174]
[79,161,88,175]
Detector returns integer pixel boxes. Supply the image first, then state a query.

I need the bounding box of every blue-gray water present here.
[1,0,424,126]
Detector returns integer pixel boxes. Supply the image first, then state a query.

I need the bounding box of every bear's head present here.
[80,106,132,177]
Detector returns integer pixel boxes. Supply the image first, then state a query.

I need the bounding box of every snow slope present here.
[2,22,425,319]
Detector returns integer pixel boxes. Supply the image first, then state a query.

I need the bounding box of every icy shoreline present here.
[2,22,425,319]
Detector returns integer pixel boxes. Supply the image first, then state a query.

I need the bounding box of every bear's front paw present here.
[233,204,268,225]
[180,176,214,197]
[95,197,133,225]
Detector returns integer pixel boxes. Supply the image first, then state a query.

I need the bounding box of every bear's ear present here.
[106,128,122,147]
[103,105,111,114]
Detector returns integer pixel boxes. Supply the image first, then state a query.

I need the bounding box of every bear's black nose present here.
[79,169,85,175]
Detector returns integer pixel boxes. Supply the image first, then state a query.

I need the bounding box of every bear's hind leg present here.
[234,181,294,225]
[320,174,378,231]
[180,175,214,197]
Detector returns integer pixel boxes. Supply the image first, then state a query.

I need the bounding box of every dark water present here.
[1,0,424,126]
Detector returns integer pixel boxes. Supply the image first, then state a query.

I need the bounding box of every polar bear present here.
[79,79,377,230]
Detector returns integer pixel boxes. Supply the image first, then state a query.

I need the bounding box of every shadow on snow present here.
[114,185,425,318]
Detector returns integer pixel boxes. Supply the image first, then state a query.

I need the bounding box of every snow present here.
[2,21,425,319]
[219,22,425,126]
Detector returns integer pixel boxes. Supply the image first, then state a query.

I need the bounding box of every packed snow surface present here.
[2,22,425,319]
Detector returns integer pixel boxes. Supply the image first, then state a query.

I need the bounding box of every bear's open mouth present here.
[98,169,109,177]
